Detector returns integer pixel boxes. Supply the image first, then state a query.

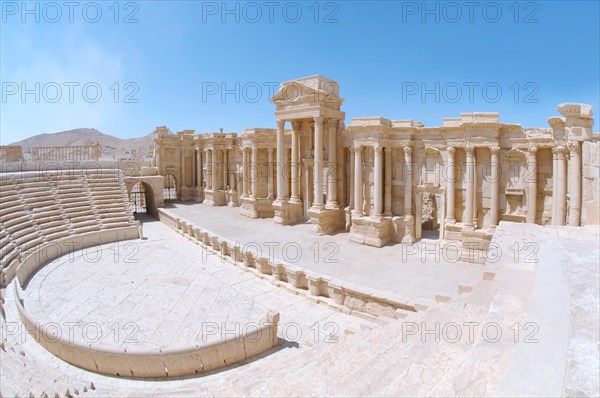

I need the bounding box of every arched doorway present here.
[130,182,147,213]
[164,174,177,200]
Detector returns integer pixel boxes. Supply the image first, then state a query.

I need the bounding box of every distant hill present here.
[10,128,155,161]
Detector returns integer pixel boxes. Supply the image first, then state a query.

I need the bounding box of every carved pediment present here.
[272,77,344,109]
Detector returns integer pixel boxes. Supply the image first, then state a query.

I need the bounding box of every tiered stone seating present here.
[0,169,138,284]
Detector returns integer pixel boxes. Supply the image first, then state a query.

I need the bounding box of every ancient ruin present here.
[0,75,598,397]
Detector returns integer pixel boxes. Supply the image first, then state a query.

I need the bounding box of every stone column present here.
[553,145,567,225]
[489,146,500,227]
[223,148,229,190]
[568,141,582,226]
[203,148,209,188]
[384,147,392,216]
[180,148,186,188]
[373,145,383,217]
[291,121,301,202]
[313,116,324,209]
[251,146,258,198]
[446,147,456,224]
[464,146,475,230]
[353,145,363,217]
[526,147,538,224]
[211,148,217,191]
[327,118,338,208]
[349,147,355,210]
[196,147,202,187]
[276,120,287,202]
[267,147,274,199]
[241,148,248,197]
[404,146,413,217]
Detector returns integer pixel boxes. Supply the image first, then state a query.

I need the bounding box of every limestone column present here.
[553,146,567,225]
[384,147,392,216]
[373,145,383,217]
[489,146,500,227]
[313,116,324,209]
[203,148,209,188]
[327,119,338,208]
[353,145,363,217]
[276,120,287,202]
[223,148,229,190]
[404,146,413,217]
[196,147,202,187]
[349,147,355,210]
[526,147,537,224]
[250,146,258,198]
[267,147,274,199]
[291,121,301,202]
[464,146,475,230]
[446,147,456,224]
[211,148,217,191]
[568,141,582,226]
[241,148,248,198]
[180,148,186,188]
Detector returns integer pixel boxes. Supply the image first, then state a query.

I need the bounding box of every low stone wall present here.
[158,208,426,318]
[5,227,140,286]
[13,227,279,378]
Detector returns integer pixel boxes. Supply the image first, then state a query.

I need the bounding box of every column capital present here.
[374,144,383,154]
[403,145,413,155]
[490,146,500,154]
[277,120,286,129]
[447,146,456,155]
[384,147,392,154]
[553,145,567,158]
[567,141,580,156]
[465,145,475,155]
[314,116,324,126]
[528,146,538,155]
[291,120,302,130]
[353,145,362,153]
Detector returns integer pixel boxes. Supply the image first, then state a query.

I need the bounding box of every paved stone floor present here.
[22,216,372,351]
[166,202,486,301]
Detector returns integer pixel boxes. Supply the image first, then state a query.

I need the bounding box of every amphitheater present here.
[0,76,598,397]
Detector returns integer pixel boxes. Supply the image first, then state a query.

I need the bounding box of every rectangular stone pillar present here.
[276,120,287,202]
[526,147,538,224]
[268,147,274,199]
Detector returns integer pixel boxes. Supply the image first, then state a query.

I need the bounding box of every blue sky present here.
[1,0,599,144]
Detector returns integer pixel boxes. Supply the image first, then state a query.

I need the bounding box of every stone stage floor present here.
[166,202,487,302]
[21,216,369,352]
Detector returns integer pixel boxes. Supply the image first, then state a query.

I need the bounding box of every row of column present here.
[351,144,412,218]
[276,117,339,210]
[552,142,581,226]
[240,146,275,199]
[31,146,96,161]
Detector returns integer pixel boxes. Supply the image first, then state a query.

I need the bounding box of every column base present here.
[459,229,494,264]
[203,189,226,206]
[350,215,392,247]
[240,197,274,219]
[308,207,345,235]
[180,186,194,201]
[193,186,205,203]
[226,190,239,207]
[273,200,304,225]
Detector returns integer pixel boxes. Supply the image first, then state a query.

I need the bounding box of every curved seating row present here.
[0,169,139,285]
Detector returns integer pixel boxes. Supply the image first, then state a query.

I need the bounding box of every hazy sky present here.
[1,0,599,144]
